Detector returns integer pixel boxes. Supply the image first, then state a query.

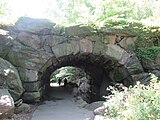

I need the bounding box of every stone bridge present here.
[0,17,144,103]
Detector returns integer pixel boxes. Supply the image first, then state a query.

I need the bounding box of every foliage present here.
[0,0,8,16]
[104,74,160,120]
[50,66,73,82]
[132,24,160,60]
[0,0,160,26]
[135,26,160,48]
[43,0,160,27]
[0,0,159,27]
[50,66,85,83]
[137,46,160,61]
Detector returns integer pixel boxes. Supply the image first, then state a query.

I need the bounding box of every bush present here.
[104,74,160,120]
[137,46,160,61]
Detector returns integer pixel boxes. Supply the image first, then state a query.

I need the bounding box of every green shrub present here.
[137,46,160,61]
[104,74,160,120]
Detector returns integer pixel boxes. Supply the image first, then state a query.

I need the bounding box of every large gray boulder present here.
[0,58,24,101]
[85,101,104,111]
[14,17,62,35]
[6,40,53,70]
[6,41,53,70]
[0,89,14,119]
[94,106,105,116]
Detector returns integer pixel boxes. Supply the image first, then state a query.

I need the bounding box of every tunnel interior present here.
[40,53,126,103]
[49,66,93,102]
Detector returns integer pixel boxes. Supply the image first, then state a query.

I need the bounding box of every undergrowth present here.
[104,74,160,120]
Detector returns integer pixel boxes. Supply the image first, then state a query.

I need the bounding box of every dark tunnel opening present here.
[40,53,123,103]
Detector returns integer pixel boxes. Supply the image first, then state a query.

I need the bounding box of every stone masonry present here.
[0,17,145,102]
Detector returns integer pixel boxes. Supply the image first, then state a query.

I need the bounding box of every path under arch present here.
[31,85,94,120]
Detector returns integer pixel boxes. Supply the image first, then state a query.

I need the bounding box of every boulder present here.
[123,76,135,87]
[0,89,14,119]
[141,59,156,71]
[124,55,144,74]
[17,68,38,82]
[131,73,151,85]
[94,115,109,120]
[17,32,41,50]
[79,39,93,53]
[152,70,160,80]
[14,17,62,35]
[7,41,53,70]
[22,90,42,103]
[52,42,80,58]
[85,101,104,111]
[141,53,160,71]
[14,103,30,114]
[0,58,24,101]
[17,68,41,92]
[92,36,107,55]
[119,36,136,51]
[109,66,129,82]
[75,96,88,108]
[64,25,93,36]
[131,72,159,85]
[94,106,105,116]
[104,44,130,65]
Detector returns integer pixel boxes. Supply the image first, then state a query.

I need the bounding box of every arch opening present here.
[49,66,86,87]
[39,53,131,103]
[49,66,93,103]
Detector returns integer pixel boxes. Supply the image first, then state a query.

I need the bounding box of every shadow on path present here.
[31,86,93,120]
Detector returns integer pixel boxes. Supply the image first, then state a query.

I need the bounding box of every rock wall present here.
[0,58,24,101]
[0,17,145,102]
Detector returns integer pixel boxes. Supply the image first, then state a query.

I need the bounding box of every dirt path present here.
[31,85,93,120]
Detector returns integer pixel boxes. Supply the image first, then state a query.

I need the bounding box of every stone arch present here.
[38,44,143,102]
[40,53,113,102]
[0,17,144,102]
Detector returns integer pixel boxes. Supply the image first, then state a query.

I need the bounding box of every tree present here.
[50,0,158,26]
[0,0,7,15]
[50,66,85,83]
